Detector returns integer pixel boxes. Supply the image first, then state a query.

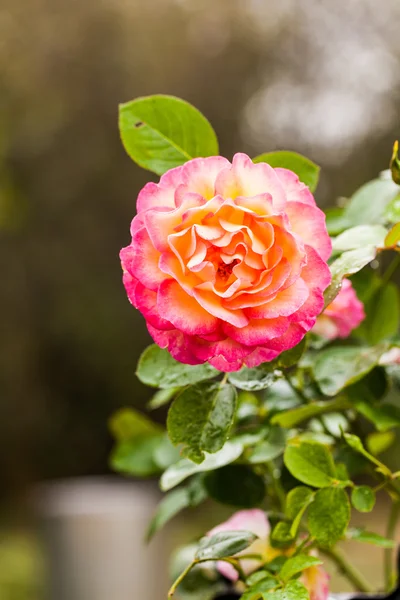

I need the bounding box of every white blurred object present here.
[34,477,168,600]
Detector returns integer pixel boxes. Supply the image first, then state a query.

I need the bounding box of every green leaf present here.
[324,247,379,307]
[271,398,349,429]
[228,364,279,391]
[137,345,217,389]
[146,488,190,540]
[313,344,389,396]
[343,433,366,453]
[271,521,294,546]
[385,222,400,247]
[307,487,350,547]
[119,95,218,175]
[364,283,399,345]
[332,225,387,253]
[167,382,237,463]
[366,430,396,455]
[390,140,400,185]
[160,441,243,490]
[204,465,265,507]
[249,427,287,463]
[280,555,322,583]
[276,338,307,369]
[351,486,376,513]
[346,527,395,548]
[195,530,257,561]
[241,577,277,600]
[266,556,287,575]
[286,487,314,520]
[284,440,336,487]
[110,435,163,476]
[268,580,310,600]
[383,194,400,224]
[324,206,352,236]
[246,571,271,586]
[343,179,399,226]
[147,387,180,410]
[253,151,320,192]
[152,434,181,469]
[354,401,400,432]
[346,367,388,404]
[109,407,162,441]
[147,480,207,540]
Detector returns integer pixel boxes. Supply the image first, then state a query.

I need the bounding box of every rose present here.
[313,279,365,340]
[120,153,332,371]
[207,509,329,600]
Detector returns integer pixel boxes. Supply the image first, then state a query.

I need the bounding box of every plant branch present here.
[168,561,196,598]
[381,252,400,287]
[322,546,373,593]
[266,461,286,512]
[384,501,400,592]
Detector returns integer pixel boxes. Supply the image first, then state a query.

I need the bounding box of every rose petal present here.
[157,279,218,335]
[285,201,332,261]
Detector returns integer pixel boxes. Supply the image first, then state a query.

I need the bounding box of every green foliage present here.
[342,178,399,226]
[366,430,395,455]
[324,247,380,307]
[354,401,400,431]
[195,531,257,560]
[385,222,400,247]
[271,398,349,428]
[160,441,243,490]
[113,101,400,598]
[313,344,389,396]
[248,427,287,463]
[390,140,400,185]
[307,487,350,547]
[279,555,322,583]
[267,580,310,600]
[109,407,167,476]
[167,381,237,463]
[228,364,278,391]
[119,95,218,175]
[271,521,295,546]
[253,151,320,192]
[362,283,399,344]
[332,225,387,254]
[351,486,376,513]
[284,440,336,487]
[346,528,395,548]
[137,344,217,388]
[241,577,277,600]
[147,479,207,540]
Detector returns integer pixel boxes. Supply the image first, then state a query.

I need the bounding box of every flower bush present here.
[111,95,400,600]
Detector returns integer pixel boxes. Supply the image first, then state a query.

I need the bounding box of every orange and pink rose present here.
[313,279,365,340]
[120,153,332,371]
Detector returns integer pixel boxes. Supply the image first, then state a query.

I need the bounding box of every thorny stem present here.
[322,547,374,593]
[384,501,400,592]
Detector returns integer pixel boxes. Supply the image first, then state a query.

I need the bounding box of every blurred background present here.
[1,0,400,597]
